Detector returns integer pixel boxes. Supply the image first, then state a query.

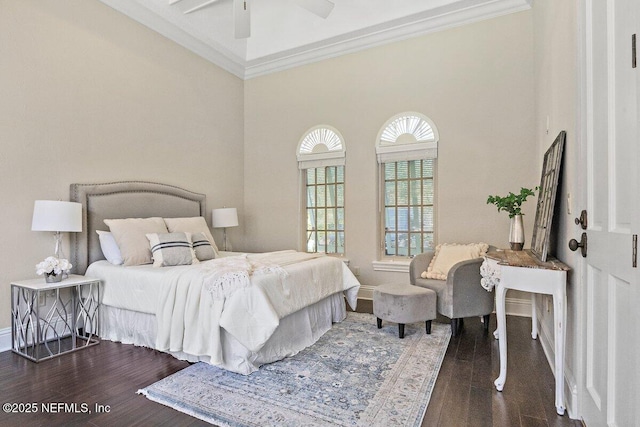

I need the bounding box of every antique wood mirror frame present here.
[531,131,566,261]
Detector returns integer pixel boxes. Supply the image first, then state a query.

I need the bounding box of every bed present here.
[70,181,360,374]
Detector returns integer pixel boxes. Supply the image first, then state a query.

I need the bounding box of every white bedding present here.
[86,250,360,373]
[99,294,346,374]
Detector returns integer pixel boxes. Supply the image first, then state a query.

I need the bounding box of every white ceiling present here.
[99,0,531,79]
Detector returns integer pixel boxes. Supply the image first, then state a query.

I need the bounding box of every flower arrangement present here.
[35,256,72,278]
[486,187,537,218]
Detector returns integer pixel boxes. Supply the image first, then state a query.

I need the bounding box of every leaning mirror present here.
[530,131,566,262]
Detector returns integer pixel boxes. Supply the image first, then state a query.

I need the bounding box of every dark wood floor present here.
[422,315,583,427]
[0,303,583,427]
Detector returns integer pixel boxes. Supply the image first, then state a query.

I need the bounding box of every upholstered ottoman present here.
[373,283,437,338]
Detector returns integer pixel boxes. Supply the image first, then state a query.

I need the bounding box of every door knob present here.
[569,232,587,257]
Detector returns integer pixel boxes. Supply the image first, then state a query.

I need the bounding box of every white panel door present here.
[581,0,639,425]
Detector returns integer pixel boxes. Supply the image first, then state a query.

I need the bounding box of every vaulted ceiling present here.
[99,0,532,79]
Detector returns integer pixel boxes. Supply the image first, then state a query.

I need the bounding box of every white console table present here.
[486,250,569,416]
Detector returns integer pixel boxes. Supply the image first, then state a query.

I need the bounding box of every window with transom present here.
[297,126,346,255]
[376,113,439,259]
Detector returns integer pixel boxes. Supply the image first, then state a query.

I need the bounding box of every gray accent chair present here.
[409,248,495,336]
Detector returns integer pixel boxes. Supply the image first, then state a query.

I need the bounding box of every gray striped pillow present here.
[192,232,215,261]
[146,232,198,267]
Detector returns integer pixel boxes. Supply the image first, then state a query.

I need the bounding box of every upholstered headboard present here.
[70,181,207,274]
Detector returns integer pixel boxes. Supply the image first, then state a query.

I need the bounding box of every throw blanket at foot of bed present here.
[155,251,360,371]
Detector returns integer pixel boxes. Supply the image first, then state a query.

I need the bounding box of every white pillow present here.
[96,230,123,265]
[422,243,489,280]
[104,217,168,266]
[163,217,219,257]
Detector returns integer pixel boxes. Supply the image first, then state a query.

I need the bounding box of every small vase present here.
[509,214,525,251]
[45,273,62,283]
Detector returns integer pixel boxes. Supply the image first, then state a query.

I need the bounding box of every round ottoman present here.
[373,283,437,338]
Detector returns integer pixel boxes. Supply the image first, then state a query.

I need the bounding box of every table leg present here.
[531,293,538,340]
[494,283,508,392]
[553,289,566,415]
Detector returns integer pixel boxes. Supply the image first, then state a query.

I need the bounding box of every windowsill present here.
[311,253,350,265]
[372,259,411,273]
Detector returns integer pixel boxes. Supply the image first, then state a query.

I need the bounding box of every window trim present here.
[371,259,411,273]
[376,112,439,261]
[378,159,437,260]
[303,165,346,255]
[297,125,347,256]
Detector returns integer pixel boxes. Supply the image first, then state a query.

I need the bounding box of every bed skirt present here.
[99,292,348,374]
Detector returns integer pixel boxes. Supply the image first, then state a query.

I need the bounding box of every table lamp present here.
[211,207,238,251]
[31,200,82,259]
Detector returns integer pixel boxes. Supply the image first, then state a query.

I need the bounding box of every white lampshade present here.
[32,200,82,232]
[211,208,238,228]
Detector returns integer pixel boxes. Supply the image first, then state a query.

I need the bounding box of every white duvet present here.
[87,250,360,368]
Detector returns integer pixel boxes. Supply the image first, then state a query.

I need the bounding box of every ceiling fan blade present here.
[295,0,334,19]
[233,0,250,39]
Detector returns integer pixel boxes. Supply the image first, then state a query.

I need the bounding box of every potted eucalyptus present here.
[486,187,536,250]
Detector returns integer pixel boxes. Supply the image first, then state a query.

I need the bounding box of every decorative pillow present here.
[104,217,168,266]
[96,230,123,265]
[422,243,489,280]
[191,232,215,261]
[163,217,220,256]
[146,232,198,267]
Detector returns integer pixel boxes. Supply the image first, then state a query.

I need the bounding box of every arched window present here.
[297,126,346,169]
[376,113,438,162]
[376,113,439,259]
[297,126,346,254]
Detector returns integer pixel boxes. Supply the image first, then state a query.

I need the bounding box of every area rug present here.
[138,312,451,427]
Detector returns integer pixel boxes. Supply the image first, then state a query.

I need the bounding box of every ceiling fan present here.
[170,0,335,39]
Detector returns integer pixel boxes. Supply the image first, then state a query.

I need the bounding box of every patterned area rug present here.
[138,312,451,427]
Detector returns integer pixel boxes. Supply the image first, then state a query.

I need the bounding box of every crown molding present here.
[99,0,246,78]
[244,0,531,78]
[99,0,531,80]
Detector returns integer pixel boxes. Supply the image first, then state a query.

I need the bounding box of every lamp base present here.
[222,228,232,252]
[53,231,66,260]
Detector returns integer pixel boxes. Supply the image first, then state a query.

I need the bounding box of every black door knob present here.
[568,232,587,257]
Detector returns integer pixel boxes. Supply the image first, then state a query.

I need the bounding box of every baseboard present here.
[536,311,579,419]
[504,296,532,317]
[0,312,78,354]
[358,284,376,300]
[358,285,532,317]
[0,327,11,353]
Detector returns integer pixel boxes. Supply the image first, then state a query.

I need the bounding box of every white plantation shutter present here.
[297,126,346,169]
[376,113,438,163]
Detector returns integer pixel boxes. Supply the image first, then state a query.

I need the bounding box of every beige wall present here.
[244,12,538,290]
[0,1,551,332]
[0,1,245,329]
[531,0,580,416]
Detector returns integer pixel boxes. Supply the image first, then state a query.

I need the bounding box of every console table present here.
[486,249,569,415]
